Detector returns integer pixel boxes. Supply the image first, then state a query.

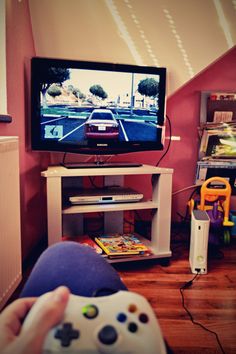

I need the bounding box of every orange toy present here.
[199,177,234,227]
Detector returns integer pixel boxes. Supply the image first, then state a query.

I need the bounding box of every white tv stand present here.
[41,164,173,263]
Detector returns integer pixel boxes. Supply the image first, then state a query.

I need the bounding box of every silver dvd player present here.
[68,187,143,205]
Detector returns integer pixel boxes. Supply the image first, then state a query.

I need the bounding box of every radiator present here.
[0,137,22,310]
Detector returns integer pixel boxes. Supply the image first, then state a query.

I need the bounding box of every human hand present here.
[0,286,70,354]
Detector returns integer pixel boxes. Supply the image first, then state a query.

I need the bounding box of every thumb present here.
[20,286,70,352]
[28,286,70,336]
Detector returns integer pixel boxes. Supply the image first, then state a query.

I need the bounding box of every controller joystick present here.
[23,290,167,354]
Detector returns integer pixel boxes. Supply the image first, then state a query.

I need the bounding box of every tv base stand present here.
[42,164,173,264]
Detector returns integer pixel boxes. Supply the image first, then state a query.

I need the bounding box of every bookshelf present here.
[41,164,173,263]
[196,91,236,195]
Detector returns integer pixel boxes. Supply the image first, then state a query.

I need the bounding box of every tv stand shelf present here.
[41,164,173,263]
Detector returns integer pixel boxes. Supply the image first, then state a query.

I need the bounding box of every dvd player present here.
[68,187,143,205]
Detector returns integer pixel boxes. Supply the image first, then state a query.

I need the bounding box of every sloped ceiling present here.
[29,0,236,95]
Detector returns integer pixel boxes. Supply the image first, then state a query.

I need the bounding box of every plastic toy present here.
[199,177,233,225]
[189,177,234,244]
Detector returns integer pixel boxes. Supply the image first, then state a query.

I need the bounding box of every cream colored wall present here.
[29,0,236,95]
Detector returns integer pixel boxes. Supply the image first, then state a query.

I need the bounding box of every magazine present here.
[94,234,150,257]
[199,128,236,160]
[205,133,236,159]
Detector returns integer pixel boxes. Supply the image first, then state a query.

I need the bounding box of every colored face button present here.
[82,304,99,319]
[139,313,149,323]
[128,322,138,333]
[117,312,127,323]
[128,304,137,313]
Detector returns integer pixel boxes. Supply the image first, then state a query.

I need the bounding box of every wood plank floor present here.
[6,228,236,354]
[114,234,236,354]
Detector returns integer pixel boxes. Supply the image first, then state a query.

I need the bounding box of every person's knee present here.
[42,241,88,258]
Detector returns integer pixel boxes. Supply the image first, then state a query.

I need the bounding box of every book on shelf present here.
[62,235,103,255]
[94,234,151,258]
[206,92,236,123]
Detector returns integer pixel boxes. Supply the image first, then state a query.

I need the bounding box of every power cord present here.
[156,114,172,167]
[180,272,226,354]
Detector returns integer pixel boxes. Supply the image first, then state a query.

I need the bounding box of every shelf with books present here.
[42,164,173,263]
[61,233,157,264]
[200,91,236,124]
[196,91,236,193]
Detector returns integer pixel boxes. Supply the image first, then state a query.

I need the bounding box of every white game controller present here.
[23,290,167,354]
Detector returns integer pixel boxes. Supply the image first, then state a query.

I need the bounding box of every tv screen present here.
[31,57,167,157]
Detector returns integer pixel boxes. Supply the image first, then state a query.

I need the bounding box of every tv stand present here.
[41,164,173,264]
[61,161,142,169]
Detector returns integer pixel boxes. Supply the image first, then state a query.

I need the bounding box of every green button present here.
[82,304,99,319]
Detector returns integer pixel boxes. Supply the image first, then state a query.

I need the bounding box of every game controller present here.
[23,290,167,354]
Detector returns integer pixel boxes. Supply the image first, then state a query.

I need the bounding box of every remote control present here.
[23,290,167,354]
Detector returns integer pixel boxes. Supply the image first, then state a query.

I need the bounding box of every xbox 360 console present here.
[22,290,167,354]
[189,210,210,274]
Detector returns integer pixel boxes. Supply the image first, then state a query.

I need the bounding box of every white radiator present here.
[0,137,22,310]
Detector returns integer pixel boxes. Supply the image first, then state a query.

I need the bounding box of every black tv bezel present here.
[31,57,167,155]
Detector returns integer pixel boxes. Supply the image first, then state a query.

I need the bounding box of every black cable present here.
[184,186,201,220]
[175,185,201,223]
[62,152,67,165]
[180,273,226,354]
[88,176,100,188]
[156,115,172,167]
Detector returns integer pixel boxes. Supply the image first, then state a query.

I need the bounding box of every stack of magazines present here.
[94,234,152,259]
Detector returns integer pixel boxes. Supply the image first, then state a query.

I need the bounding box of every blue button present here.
[117,313,127,323]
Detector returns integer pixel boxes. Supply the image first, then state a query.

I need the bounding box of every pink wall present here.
[166,46,236,221]
[3,0,50,259]
[3,0,236,260]
[122,46,236,222]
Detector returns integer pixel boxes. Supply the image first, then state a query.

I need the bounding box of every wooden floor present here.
[7,227,236,354]
[114,233,236,354]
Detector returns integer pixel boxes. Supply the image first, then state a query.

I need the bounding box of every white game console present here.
[189,209,210,274]
[22,290,167,354]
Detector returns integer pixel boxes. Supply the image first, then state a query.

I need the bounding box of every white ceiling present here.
[29,0,236,95]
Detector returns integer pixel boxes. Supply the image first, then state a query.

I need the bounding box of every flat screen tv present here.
[31,57,167,167]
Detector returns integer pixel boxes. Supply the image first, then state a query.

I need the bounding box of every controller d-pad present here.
[55,322,79,347]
